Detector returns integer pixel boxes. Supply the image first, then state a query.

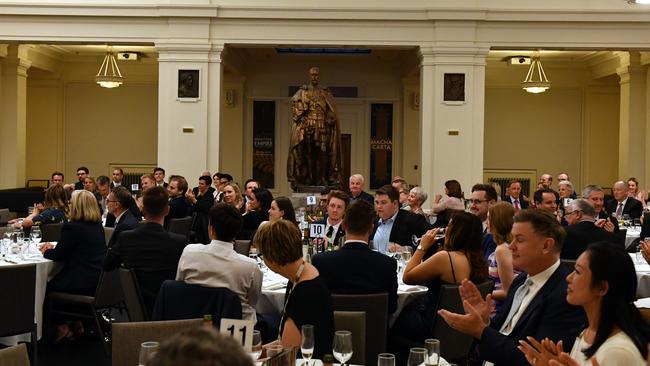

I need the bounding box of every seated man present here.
[106,186,140,247]
[437,209,585,366]
[561,199,617,260]
[166,175,192,223]
[372,184,430,253]
[348,174,374,205]
[312,190,348,246]
[582,185,619,233]
[176,203,263,322]
[312,200,398,314]
[605,180,643,220]
[103,186,187,314]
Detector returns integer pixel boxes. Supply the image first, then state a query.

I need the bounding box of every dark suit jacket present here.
[561,221,617,260]
[641,216,650,242]
[605,197,643,219]
[166,195,192,227]
[503,195,529,209]
[349,191,374,205]
[74,181,84,190]
[44,221,107,294]
[103,222,187,314]
[372,209,431,250]
[192,187,215,244]
[312,241,398,314]
[478,264,586,366]
[107,209,140,248]
[596,210,620,232]
[313,217,345,245]
[105,201,142,228]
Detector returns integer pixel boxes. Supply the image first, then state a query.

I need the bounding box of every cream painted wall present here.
[220,78,245,183]
[26,77,62,181]
[583,84,620,188]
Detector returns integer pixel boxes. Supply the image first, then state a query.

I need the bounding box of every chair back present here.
[119,268,148,321]
[152,280,242,326]
[94,270,125,309]
[431,281,493,362]
[111,319,202,366]
[615,228,627,248]
[331,292,388,363]
[0,343,30,366]
[234,240,251,256]
[0,208,10,224]
[104,227,114,245]
[334,311,366,365]
[167,216,193,240]
[41,222,64,242]
[0,264,36,337]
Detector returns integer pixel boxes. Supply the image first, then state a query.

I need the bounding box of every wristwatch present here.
[416,244,426,252]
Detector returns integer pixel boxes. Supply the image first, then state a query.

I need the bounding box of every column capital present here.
[208,42,224,63]
[418,45,489,67]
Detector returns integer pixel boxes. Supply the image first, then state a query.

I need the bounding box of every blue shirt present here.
[373,211,398,254]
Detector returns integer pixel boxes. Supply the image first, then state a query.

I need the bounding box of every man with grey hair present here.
[539,173,553,189]
[605,180,643,219]
[561,198,616,260]
[581,185,618,233]
[348,173,374,205]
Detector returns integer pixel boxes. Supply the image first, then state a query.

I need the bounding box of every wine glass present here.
[250,330,262,361]
[31,227,41,247]
[424,339,440,366]
[138,341,159,366]
[402,247,413,262]
[407,347,427,366]
[411,234,421,247]
[333,330,353,366]
[301,324,314,365]
[377,353,396,366]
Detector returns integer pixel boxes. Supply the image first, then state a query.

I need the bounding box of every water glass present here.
[300,324,315,364]
[424,339,440,366]
[407,347,427,366]
[402,247,413,262]
[333,330,353,365]
[31,227,41,245]
[377,353,396,366]
[250,330,262,361]
[138,341,159,366]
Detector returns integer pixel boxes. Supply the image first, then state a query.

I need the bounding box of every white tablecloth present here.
[0,252,61,345]
[626,227,643,249]
[256,270,427,326]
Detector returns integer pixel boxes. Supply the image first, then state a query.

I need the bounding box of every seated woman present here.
[222,183,245,211]
[430,179,466,228]
[253,220,334,359]
[39,190,107,340]
[520,242,649,366]
[558,180,574,214]
[267,196,298,227]
[628,177,647,211]
[392,211,488,343]
[11,184,68,229]
[407,186,429,217]
[238,188,273,240]
[486,202,516,316]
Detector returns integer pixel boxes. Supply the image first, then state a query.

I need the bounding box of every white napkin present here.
[634,297,650,308]
[398,284,427,292]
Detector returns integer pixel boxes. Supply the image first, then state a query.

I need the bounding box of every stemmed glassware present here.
[301,324,314,365]
[138,341,159,366]
[377,353,396,366]
[333,330,353,366]
[31,227,41,245]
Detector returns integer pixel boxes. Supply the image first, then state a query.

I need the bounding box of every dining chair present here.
[119,268,149,321]
[48,269,126,354]
[111,318,203,366]
[331,292,388,364]
[0,264,37,365]
[234,240,251,256]
[334,310,366,365]
[0,343,30,366]
[167,216,193,241]
[41,222,64,242]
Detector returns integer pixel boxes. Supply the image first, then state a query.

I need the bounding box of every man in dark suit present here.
[313,199,398,314]
[605,180,643,219]
[438,209,585,366]
[103,186,187,314]
[503,180,529,212]
[106,186,140,247]
[74,166,89,190]
[312,190,348,247]
[562,199,617,260]
[582,185,619,233]
[153,167,168,188]
[166,176,192,226]
[110,167,127,190]
[372,185,430,254]
[348,173,374,205]
[470,184,498,259]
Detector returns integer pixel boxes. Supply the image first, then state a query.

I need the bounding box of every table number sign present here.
[131,183,140,191]
[220,318,255,351]
[306,195,317,205]
[309,223,325,239]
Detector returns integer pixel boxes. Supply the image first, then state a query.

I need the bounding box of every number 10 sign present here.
[220,318,255,351]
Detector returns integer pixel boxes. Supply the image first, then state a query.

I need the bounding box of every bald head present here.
[612,181,628,201]
[540,174,553,189]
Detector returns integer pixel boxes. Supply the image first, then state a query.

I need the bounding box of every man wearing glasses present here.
[561,198,615,260]
[469,183,498,259]
[75,167,89,190]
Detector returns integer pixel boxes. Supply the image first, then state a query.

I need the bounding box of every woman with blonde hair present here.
[11,184,68,229]
[627,177,647,210]
[486,202,516,314]
[222,182,244,210]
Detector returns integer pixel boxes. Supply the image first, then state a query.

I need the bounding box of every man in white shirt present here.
[437,209,585,366]
[153,167,168,187]
[111,168,125,189]
[312,190,348,247]
[176,203,263,322]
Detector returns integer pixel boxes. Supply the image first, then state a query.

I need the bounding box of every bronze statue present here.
[287,67,342,190]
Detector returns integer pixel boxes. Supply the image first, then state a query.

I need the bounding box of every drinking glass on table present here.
[333,330,353,366]
[637,240,647,265]
[407,347,427,366]
[301,324,315,365]
[31,226,41,245]
[250,330,262,361]
[402,247,413,262]
[377,353,396,366]
[138,341,159,366]
[424,339,440,366]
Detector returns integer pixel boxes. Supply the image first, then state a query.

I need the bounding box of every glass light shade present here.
[522,56,550,94]
[95,51,123,88]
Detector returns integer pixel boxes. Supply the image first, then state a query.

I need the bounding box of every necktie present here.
[326,225,334,239]
[500,278,533,333]
[616,202,624,218]
[514,199,520,211]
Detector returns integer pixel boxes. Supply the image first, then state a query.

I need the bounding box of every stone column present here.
[419,45,488,196]
[206,43,224,174]
[0,44,31,189]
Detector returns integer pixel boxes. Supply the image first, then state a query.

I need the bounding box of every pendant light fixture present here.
[522,51,550,94]
[95,47,123,88]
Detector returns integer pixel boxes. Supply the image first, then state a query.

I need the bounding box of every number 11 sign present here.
[220,318,255,351]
